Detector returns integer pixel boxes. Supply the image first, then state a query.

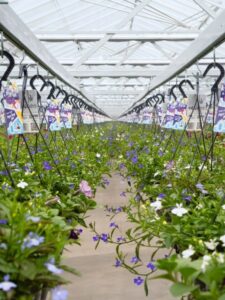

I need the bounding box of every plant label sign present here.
[162,103,175,129]
[60,104,72,129]
[142,109,152,125]
[45,99,61,131]
[172,99,188,130]
[19,90,40,133]
[3,82,24,135]
[214,85,225,132]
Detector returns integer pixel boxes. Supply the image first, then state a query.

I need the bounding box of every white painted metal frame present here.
[123,8,225,115]
[36,32,199,42]
[0,4,104,113]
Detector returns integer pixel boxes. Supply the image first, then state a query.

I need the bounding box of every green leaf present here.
[218,294,225,300]
[20,261,38,280]
[144,277,149,296]
[170,283,196,297]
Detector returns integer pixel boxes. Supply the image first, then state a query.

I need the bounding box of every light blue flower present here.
[52,286,68,300]
[0,275,17,291]
[45,259,63,275]
[26,215,41,223]
[22,232,44,249]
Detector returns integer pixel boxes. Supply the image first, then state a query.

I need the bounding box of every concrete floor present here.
[62,174,174,300]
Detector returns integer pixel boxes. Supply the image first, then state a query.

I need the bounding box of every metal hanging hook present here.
[179,79,194,98]
[203,62,225,93]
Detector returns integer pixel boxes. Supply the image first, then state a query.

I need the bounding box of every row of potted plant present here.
[0,125,112,300]
[92,123,225,299]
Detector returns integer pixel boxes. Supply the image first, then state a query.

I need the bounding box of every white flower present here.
[196,203,203,210]
[205,239,218,251]
[213,252,224,263]
[154,171,161,177]
[17,180,28,189]
[220,235,225,247]
[96,153,101,158]
[182,245,195,259]
[0,243,7,249]
[184,165,191,169]
[222,204,225,210]
[201,255,211,272]
[171,204,188,217]
[150,200,162,211]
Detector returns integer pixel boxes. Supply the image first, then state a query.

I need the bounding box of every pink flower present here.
[79,180,93,198]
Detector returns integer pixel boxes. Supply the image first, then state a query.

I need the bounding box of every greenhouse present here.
[1,0,225,299]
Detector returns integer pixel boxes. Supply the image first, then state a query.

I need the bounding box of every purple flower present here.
[69,184,75,190]
[158,193,166,199]
[130,256,139,264]
[201,155,207,161]
[119,163,125,170]
[138,164,143,169]
[43,161,52,171]
[79,180,93,198]
[147,262,156,271]
[2,184,13,191]
[115,259,122,267]
[126,151,131,158]
[133,276,144,286]
[158,150,164,157]
[93,235,99,242]
[110,222,118,228]
[183,195,192,202]
[0,220,7,225]
[131,156,138,164]
[134,194,141,201]
[117,236,125,243]
[102,177,110,186]
[101,233,109,243]
[165,160,175,170]
[69,230,79,240]
[120,192,126,197]
[0,171,8,176]
[116,207,123,213]
[52,286,68,300]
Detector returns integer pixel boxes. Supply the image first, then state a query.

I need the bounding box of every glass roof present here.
[7,0,225,117]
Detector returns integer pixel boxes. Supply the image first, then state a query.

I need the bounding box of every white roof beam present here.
[84,90,141,95]
[72,0,153,68]
[5,68,221,78]
[37,32,199,42]
[116,42,142,66]
[151,42,174,60]
[4,58,225,66]
[193,0,217,18]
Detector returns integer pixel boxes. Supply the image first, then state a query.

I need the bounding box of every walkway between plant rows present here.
[62,173,174,300]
